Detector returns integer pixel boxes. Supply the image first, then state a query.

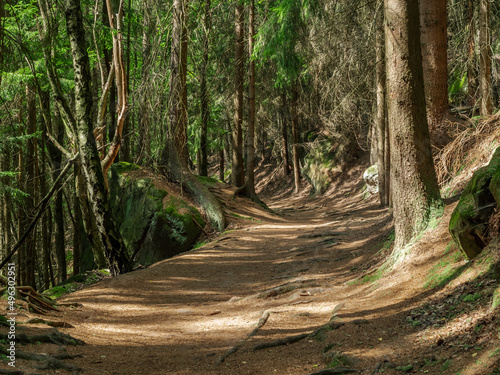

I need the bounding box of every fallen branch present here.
[216,310,270,365]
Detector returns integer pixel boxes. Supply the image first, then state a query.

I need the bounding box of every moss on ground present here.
[424,243,465,289]
[42,270,110,300]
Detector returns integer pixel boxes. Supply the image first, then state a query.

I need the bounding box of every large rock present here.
[108,162,205,266]
[449,147,500,259]
[363,164,379,195]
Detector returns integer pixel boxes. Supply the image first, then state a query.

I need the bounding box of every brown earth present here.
[3,169,500,375]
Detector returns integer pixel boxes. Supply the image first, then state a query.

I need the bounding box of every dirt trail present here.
[11,182,496,375]
[59,186,402,375]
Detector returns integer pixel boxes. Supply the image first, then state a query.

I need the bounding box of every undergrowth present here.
[42,269,110,300]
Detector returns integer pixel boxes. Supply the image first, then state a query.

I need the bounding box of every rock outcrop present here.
[449,147,500,259]
[108,162,205,266]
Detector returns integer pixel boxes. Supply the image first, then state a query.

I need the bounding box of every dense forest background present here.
[1,0,500,292]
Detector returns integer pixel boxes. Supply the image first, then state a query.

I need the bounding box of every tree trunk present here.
[281,94,290,178]
[478,0,491,116]
[199,0,211,177]
[240,0,258,200]
[163,0,226,232]
[291,85,301,194]
[119,0,132,163]
[46,94,67,284]
[65,0,132,276]
[25,85,37,288]
[467,0,477,108]
[219,147,224,181]
[72,182,82,276]
[232,0,245,187]
[167,0,189,166]
[375,4,389,207]
[137,5,153,163]
[101,0,129,176]
[419,0,449,141]
[385,0,442,249]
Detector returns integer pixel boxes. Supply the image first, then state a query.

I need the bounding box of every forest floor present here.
[3,160,500,375]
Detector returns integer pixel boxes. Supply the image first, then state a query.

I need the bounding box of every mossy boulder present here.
[450,147,500,259]
[108,162,205,266]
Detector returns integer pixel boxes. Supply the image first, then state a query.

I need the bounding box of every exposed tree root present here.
[252,332,309,350]
[25,318,75,328]
[0,286,59,315]
[0,331,85,346]
[252,303,345,351]
[306,368,360,374]
[233,183,270,211]
[216,310,270,365]
[298,231,343,239]
[0,346,82,372]
[0,370,24,375]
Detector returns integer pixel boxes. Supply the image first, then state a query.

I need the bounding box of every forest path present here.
[55,184,439,375]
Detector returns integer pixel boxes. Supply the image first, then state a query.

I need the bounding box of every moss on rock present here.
[450,147,500,260]
[108,162,205,266]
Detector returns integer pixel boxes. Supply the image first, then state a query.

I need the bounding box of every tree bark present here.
[44,92,67,284]
[72,179,82,276]
[199,0,211,177]
[162,0,226,232]
[467,0,477,107]
[25,85,37,288]
[101,0,129,176]
[291,85,301,194]
[219,147,224,181]
[137,4,153,163]
[240,0,258,200]
[375,4,389,206]
[385,0,442,249]
[64,0,132,276]
[478,0,491,116]
[419,0,449,141]
[232,0,245,187]
[167,0,189,166]
[17,98,24,286]
[281,94,290,178]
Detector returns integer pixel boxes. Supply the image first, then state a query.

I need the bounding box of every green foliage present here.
[43,270,110,299]
[255,0,317,88]
[302,137,336,194]
[462,293,482,302]
[396,364,413,372]
[448,70,467,103]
